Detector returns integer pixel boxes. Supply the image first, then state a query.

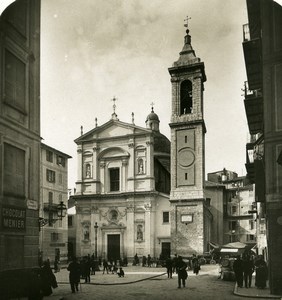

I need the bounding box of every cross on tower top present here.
[184,15,191,28]
[150,102,155,112]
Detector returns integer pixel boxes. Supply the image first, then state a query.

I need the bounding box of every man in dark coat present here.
[233,255,244,288]
[192,254,200,275]
[40,260,58,296]
[166,256,173,278]
[67,257,81,293]
[175,256,188,288]
[243,255,255,288]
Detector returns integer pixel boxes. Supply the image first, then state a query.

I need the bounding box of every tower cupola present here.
[146,105,160,131]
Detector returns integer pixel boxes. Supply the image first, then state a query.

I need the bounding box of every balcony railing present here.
[243,81,263,134]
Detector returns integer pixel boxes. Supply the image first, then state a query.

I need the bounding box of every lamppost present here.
[94,222,98,258]
[94,222,100,271]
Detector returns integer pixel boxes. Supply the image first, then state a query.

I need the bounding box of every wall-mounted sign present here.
[1,206,26,230]
[181,214,193,223]
[27,199,38,210]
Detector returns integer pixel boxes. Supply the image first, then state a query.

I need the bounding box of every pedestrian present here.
[166,256,173,278]
[112,262,118,274]
[175,256,188,288]
[102,259,109,274]
[67,257,81,293]
[133,253,139,266]
[123,256,128,267]
[108,258,113,272]
[233,255,244,288]
[243,255,254,288]
[192,254,200,275]
[84,256,91,283]
[142,255,147,267]
[91,254,96,275]
[40,260,58,297]
[172,254,178,273]
[54,258,59,273]
[255,255,268,289]
[117,267,125,277]
[147,254,152,267]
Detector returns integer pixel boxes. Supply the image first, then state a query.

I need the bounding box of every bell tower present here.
[169,20,210,255]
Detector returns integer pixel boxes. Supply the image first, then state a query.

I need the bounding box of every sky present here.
[2,0,263,189]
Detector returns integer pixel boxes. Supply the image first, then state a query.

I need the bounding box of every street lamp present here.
[56,201,67,220]
[94,222,100,271]
[39,201,67,228]
[94,222,98,259]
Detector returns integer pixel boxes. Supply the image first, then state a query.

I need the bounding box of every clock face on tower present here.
[178,148,195,167]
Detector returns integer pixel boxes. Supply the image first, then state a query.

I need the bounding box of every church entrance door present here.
[107,234,120,261]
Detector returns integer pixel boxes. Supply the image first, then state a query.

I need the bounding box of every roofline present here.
[71,190,169,200]
[74,119,153,144]
[41,142,72,158]
[204,181,225,188]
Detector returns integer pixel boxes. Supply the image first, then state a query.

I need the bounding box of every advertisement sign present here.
[1,205,26,230]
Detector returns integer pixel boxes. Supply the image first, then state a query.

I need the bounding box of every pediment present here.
[75,120,150,143]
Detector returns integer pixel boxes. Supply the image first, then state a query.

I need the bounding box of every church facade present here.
[72,110,171,261]
[71,24,214,260]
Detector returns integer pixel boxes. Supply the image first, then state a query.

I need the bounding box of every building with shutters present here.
[242,0,282,294]
[39,143,71,264]
[0,0,41,272]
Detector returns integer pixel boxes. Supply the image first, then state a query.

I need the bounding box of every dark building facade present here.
[0,0,41,271]
[243,0,282,294]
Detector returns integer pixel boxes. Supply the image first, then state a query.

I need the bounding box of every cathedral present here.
[72,23,211,261]
[72,107,171,260]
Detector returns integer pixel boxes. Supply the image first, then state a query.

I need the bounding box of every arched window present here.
[180,80,193,114]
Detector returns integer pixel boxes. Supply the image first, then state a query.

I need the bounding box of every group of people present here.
[164,254,201,288]
[40,251,269,295]
[233,254,268,289]
[133,253,153,267]
[102,258,123,275]
[67,256,125,293]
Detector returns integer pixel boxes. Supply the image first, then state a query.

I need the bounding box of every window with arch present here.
[180,80,193,114]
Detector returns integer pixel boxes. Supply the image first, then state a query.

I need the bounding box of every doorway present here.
[161,242,171,258]
[107,234,120,261]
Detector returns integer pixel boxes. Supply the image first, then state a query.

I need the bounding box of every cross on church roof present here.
[111,96,117,113]
[150,102,155,112]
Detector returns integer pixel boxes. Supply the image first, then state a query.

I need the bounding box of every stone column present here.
[144,202,152,254]
[100,161,106,194]
[126,204,135,258]
[121,159,128,192]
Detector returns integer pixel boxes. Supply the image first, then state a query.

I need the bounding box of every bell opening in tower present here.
[180,80,193,114]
